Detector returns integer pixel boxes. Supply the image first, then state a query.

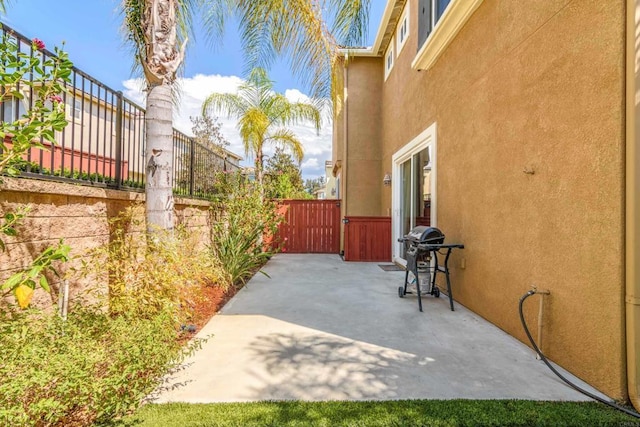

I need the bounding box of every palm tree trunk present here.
[256,148,264,199]
[145,82,175,231]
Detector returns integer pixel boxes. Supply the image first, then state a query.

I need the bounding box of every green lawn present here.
[116,400,639,427]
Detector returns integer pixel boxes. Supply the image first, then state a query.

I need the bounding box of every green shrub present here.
[0,303,203,427]
[212,213,273,287]
[0,208,223,426]
[0,228,223,426]
[210,176,282,287]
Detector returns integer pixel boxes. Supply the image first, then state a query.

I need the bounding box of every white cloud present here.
[301,157,319,169]
[122,74,331,180]
[284,89,310,103]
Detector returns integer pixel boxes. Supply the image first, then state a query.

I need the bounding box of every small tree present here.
[177,115,230,196]
[191,115,229,154]
[264,148,308,199]
[304,176,326,196]
[202,68,321,195]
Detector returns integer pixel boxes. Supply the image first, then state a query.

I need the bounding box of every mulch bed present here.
[179,284,237,342]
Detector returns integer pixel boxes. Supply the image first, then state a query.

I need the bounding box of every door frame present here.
[391,122,438,265]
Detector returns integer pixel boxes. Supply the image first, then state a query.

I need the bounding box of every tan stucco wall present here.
[0,177,213,304]
[344,58,384,218]
[342,1,626,398]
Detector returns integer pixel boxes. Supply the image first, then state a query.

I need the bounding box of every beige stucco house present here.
[333,0,640,408]
[2,87,242,184]
[323,160,338,199]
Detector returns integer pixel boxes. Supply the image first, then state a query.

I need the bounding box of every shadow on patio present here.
[153,254,609,403]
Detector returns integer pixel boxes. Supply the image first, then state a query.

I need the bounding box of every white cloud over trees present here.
[122,74,332,179]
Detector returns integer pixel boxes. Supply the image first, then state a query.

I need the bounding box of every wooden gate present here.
[343,216,392,262]
[275,200,341,253]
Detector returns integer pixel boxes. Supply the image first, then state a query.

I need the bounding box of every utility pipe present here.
[626,0,640,411]
[341,54,349,251]
[532,286,551,360]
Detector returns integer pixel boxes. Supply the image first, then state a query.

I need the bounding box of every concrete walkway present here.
[153,254,609,403]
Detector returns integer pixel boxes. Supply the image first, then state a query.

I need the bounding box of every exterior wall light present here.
[383,173,392,186]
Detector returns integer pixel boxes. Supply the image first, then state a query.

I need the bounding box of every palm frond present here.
[288,102,322,133]
[198,0,233,50]
[121,0,198,85]
[235,0,333,99]
[329,0,370,47]
[234,0,369,100]
[121,0,145,75]
[265,128,304,163]
[265,94,322,134]
[202,68,321,173]
[202,92,247,119]
[239,107,270,156]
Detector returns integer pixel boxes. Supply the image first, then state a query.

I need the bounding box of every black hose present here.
[519,290,640,418]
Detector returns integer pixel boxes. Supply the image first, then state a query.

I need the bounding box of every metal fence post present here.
[189,138,195,197]
[115,91,124,189]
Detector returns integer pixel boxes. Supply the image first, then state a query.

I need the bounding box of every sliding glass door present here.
[392,125,436,264]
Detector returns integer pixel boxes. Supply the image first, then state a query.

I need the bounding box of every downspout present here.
[626,0,640,411]
[342,55,349,250]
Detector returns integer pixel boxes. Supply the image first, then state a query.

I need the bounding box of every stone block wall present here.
[0,177,214,305]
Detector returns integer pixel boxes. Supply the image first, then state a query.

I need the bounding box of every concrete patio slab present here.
[153,254,610,403]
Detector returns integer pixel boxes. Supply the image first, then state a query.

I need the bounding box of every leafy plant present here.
[0,35,74,308]
[264,147,310,200]
[0,205,28,252]
[210,175,283,287]
[0,35,72,177]
[80,205,226,321]
[212,213,273,287]
[0,302,203,426]
[1,240,70,308]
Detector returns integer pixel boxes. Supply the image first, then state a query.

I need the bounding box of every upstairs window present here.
[418,0,451,49]
[385,36,395,80]
[1,97,27,122]
[73,99,82,119]
[66,97,82,120]
[397,3,410,53]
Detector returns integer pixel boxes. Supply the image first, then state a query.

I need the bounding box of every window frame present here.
[73,99,82,120]
[412,0,484,71]
[385,36,396,80]
[397,2,410,54]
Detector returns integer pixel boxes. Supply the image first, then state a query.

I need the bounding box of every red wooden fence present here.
[344,216,391,262]
[275,200,341,253]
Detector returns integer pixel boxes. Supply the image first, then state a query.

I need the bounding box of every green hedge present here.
[0,305,199,426]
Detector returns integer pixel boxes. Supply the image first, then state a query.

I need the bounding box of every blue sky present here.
[1,1,386,179]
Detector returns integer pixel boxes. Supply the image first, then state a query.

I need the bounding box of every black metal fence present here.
[0,22,231,199]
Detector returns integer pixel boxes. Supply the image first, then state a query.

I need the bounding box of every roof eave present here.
[338,0,405,58]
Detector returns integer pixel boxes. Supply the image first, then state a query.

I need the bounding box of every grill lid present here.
[404,226,445,245]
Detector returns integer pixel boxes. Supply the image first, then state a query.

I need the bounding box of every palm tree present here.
[202,67,321,191]
[122,0,197,232]
[122,0,370,230]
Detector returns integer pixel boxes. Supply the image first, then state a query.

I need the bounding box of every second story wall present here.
[344,57,384,217]
[341,0,626,400]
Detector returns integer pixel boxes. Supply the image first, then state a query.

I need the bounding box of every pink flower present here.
[32,38,45,50]
[49,95,63,104]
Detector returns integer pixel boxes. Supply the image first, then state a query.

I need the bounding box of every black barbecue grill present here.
[398,226,464,312]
